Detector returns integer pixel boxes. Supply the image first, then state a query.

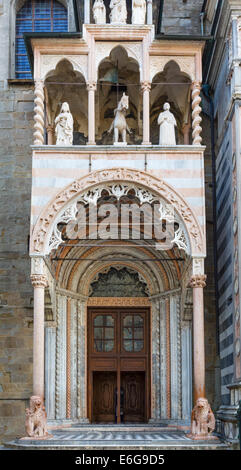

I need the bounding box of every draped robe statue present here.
[158,103,177,145]
[55,102,73,145]
[93,0,106,24]
[110,0,127,24]
[132,0,146,24]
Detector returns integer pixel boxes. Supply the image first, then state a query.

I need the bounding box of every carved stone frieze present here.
[87,297,150,306]
[95,41,142,73]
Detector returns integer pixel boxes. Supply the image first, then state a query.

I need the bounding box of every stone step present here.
[6,429,231,451]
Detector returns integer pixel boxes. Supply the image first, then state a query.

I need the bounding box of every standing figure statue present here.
[132,0,146,25]
[93,0,106,24]
[55,102,73,145]
[110,0,127,24]
[108,92,131,145]
[158,102,177,145]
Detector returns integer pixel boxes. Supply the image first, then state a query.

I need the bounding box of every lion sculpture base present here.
[22,396,52,440]
[187,397,218,440]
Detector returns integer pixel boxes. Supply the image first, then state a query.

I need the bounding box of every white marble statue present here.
[109,0,127,24]
[55,102,73,146]
[93,0,106,24]
[132,0,146,24]
[108,92,131,144]
[158,103,177,146]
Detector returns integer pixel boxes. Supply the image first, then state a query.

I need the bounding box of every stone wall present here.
[0,83,34,442]
[161,0,204,35]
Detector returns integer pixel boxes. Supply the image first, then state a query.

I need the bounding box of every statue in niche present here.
[132,0,146,25]
[109,0,127,24]
[158,102,177,146]
[108,92,132,145]
[55,102,73,145]
[93,0,106,24]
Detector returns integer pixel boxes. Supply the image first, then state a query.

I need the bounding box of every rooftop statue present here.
[55,102,73,146]
[110,0,127,24]
[93,0,106,24]
[158,102,177,146]
[132,0,146,25]
[108,92,131,145]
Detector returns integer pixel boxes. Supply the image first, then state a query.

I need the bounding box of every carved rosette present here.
[189,274,207,289]
[30,274,48,288]
[191,82,202,146]
[34,81,45,145]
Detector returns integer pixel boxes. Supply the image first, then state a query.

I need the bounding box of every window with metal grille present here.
[16,0,68,79]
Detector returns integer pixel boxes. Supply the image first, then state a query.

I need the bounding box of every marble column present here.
[46,124,54,145]
[191,81,202,146]
[147,0,153,25]
[31,274,48,398]
[87,81,97,145]
[189,274,206,402]
[141,81,151,145]
[84,0,90,24]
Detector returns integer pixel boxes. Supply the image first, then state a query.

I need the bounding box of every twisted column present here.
[141,81,151,145]
[191,81,202,146]
[87,81,97,145]
[31,274,48,398]
[34,80,45,145]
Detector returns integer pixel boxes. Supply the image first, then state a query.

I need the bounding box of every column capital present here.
[86,81,97,92]
[191,81,201,90]
[31,274,48,288]
[141,80,151,93]
[189,274,207,289]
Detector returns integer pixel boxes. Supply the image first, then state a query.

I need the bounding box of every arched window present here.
[16,0,68,78]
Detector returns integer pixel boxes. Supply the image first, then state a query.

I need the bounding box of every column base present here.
[186,433,218,441]
[87,142,96,146]
[141,142,152,146]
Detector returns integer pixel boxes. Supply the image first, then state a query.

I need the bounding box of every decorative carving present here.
[189,274,207,289]
[41,55,88,81]
[141,80,151,93]
[93,0,106,24]
[86,81,97,92]
[192,257,204,276]
[150,56,195,82]
[88,297,150,306]
[191,82,202,146]
[25,396,49,438]
[171,226,188,254]
[34,81,45,145]
[31,169,205,256]
[108,93,131,144]
[132,0,146,25]
[158,103,177,146]
[89,267,149,297]
[55,102,73,146]
[110,0,127,24]
[30,274,48,288]
[187,398,216,440]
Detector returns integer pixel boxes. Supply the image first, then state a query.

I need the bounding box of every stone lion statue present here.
[188,397,215,439]
[25,396,48,438]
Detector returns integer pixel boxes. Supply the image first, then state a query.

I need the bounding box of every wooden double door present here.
[88,308,150,423]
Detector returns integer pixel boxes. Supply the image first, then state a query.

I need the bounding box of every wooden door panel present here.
[93,372,116,422]
[122,372,145,422]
